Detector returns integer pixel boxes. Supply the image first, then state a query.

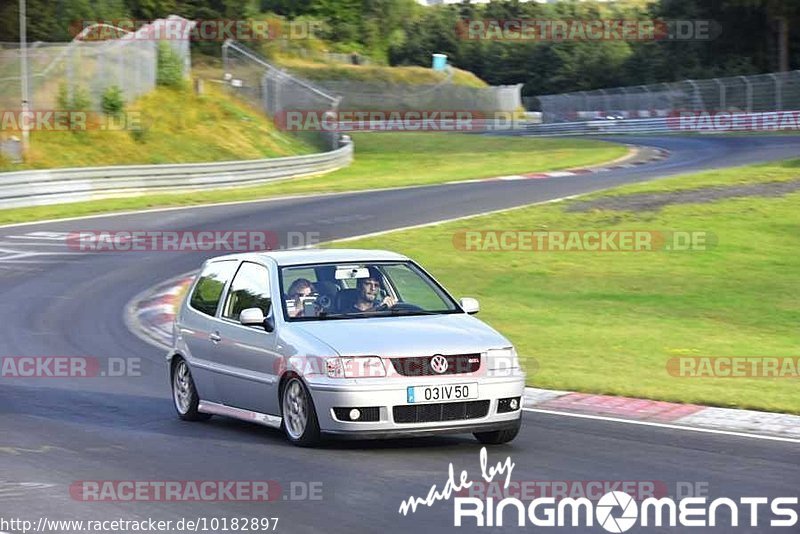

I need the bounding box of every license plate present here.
[407,383,478,403]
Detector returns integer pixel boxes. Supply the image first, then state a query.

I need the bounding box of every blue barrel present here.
[431,53,447,71]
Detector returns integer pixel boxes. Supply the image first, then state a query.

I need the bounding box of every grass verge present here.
[328,158,800,414]
[1,84,313,171]
[0,134,625,225]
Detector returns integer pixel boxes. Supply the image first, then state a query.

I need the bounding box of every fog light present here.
[349,409,361,421]
[497,396,521,413]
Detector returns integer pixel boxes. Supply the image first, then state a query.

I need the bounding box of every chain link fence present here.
[1,16,193,112]
[1,16,193,161]
[222,40,341,150]
[526,70,800,123]
[222,40,522,145]
[316,79,522,113]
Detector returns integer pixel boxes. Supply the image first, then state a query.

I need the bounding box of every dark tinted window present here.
[222,262,272,320]
[189,261,238,316]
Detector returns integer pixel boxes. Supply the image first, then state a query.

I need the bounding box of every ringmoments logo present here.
[397,448,799,530]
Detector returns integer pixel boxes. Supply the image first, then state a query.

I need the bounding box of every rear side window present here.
[189,260,238,316]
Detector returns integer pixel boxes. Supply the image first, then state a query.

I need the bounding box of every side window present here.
[222,262,272,321]
[189,261,238,316]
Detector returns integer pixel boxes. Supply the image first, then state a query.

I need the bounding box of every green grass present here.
[0,134,625,225]
[1,84,313,171]
[278,57,488,88]
[192,54,488,88]
[327,159,800,414]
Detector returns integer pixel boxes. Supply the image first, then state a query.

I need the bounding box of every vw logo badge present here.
[430,355,449,374]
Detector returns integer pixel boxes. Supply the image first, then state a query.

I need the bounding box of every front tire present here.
[281,377,321,447]
[172,358,211,422]
[474,419,520,445]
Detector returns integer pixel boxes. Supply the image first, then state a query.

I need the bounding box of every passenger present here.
[287,278,314,317]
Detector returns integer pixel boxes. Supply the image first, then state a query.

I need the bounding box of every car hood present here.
[291,313,510,357]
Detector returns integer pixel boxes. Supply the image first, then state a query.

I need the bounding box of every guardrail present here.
[0,140,353,210]
[512,111,800,137]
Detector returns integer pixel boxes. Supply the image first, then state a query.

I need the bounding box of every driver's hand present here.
[381,295,397,308]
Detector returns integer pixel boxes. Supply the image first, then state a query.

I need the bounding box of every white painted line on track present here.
[523,408,800,444]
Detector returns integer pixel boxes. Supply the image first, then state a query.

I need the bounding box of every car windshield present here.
[280,261,460,321]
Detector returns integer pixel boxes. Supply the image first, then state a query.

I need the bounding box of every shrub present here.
[101,85,125,115]
[56,83,70,109]
[157,42,185,88]
[55,83,91,131]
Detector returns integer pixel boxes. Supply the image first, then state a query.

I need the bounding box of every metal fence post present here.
[714,78,725,111]
[222,40,229,76]
[739,76,753,112]
[769,73,782,111]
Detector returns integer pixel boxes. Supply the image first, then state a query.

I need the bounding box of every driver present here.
[347,268,397,312]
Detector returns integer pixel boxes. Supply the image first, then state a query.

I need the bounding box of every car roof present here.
[209,248,409,267]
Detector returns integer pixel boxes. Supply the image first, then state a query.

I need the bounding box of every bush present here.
[70,86,91,111]
[56,83,70,110]
[101,85,125,115]
[55,82,91,131]
[57,83,91,110]
[157,42,185,88]
[129,124,148,143]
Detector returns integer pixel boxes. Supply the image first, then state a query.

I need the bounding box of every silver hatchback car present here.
[168,249,525,446]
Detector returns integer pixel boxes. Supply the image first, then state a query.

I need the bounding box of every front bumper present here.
[309,373,525,436]
[323,418,520,440]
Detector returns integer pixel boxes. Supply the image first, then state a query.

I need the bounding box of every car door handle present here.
[209,332,222,343]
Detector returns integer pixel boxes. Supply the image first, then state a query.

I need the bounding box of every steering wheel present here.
[374,301,422,312]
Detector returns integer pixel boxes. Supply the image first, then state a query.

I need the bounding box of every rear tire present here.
[172,358,211,422]
[474,419,520,445]
[281,377,321,447]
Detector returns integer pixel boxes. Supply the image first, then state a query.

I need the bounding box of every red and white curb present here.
[448,146,669,185]
[127,276,800,443]
[124,274,195,351]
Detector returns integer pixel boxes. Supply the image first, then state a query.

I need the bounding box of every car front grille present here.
[390,354,481,376]
[393,400,490,424]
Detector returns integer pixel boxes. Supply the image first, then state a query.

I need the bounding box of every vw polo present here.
[168,249,525,446]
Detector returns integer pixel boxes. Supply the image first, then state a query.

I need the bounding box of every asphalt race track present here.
[0,135,798,533]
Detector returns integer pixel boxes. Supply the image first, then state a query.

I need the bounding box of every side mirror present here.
[460,297,480,315]
[241,307,275,333]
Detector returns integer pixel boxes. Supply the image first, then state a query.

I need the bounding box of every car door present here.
[214,260,281,416]
[179,259,239,402]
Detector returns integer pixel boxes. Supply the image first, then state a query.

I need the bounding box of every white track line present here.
[0,176,563,231]
[524,408,800,444]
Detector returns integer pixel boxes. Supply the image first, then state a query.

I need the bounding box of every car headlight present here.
[486,347,520,371]
[326,356,386,378]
